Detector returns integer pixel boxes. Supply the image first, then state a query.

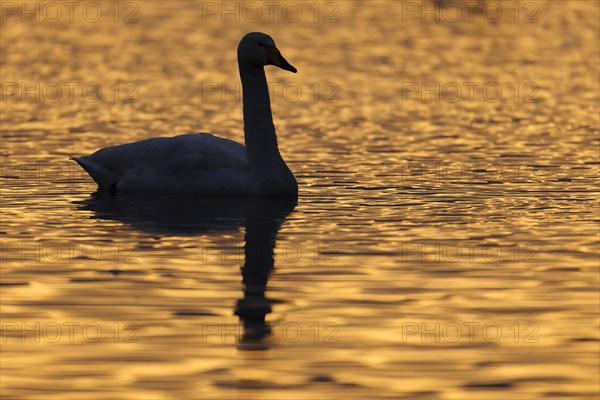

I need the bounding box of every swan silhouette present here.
[72,32,298,196]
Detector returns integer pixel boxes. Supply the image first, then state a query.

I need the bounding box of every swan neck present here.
[239,65,281,164]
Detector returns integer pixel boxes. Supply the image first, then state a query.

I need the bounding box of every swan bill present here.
[265,46,297,73]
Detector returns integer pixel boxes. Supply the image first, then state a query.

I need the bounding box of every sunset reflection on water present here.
[1,1,599,399]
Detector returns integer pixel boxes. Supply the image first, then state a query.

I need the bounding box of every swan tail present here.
[70,156,118,190]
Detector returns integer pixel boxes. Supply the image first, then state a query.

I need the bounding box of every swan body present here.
[73,32,298,196]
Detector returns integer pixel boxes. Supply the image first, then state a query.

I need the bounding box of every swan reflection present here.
[77,192,297,347]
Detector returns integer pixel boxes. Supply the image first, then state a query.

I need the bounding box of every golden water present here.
[1,1,599,399]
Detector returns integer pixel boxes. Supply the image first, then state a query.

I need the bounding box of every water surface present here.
[1,1,599,399]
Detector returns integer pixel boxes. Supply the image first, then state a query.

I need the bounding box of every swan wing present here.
[73,133,249,194]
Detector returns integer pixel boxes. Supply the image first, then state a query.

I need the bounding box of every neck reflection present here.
[235,198,295,345]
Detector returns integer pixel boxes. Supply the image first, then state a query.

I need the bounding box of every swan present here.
[72,32,298,196]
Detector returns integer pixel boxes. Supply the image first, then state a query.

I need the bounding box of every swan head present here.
[238,32,297,73]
